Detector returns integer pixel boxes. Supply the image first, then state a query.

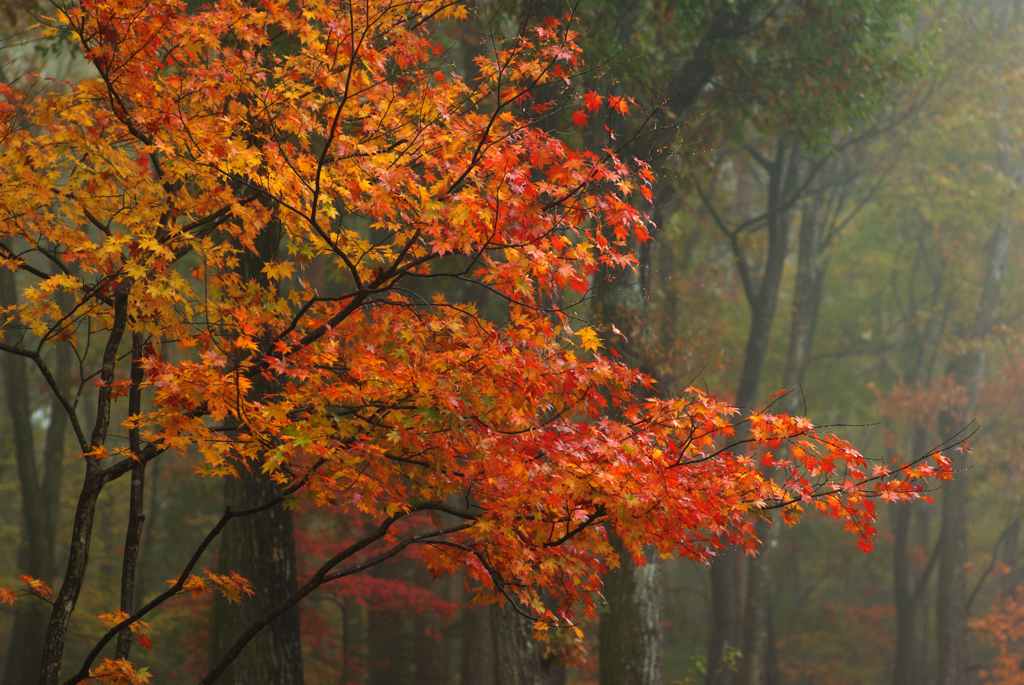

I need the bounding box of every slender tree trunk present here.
[1002,517,1021,599]
[0,270,73,685]
[732,142,798,412]
[892,428,931,685]
[892,502,918,685]
[706,551,743,685]
[708,140,799,685]
[935,221,1011,685]
[116,333,146,659]
[1,349,71,684]
[779,200,827,414]
[737,191,828,685]
[737,520,777,685]
[37,274,134,685]
[135,457,162,609]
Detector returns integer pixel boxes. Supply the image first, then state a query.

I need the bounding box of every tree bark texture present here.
[599,546,663,685]
[116,333,147,660]
[207,219,303,685]
[491,604,565,685]
[591,160,665,685]
[211,468,304,685]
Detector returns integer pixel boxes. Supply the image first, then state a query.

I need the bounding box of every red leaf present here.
[582,90,603,112]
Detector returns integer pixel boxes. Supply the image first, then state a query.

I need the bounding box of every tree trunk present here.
[779,199,827,416]
[0,272,72,685]
[593,163,667,685]
[707,140,800,685]
[208,219,304,685]
[210,468,304,685]
[706,550,743,685]
[935,221,1011,685]
[491,604,563,685]
[460,602,493,685]
[737,189,828,685]
[368,606,411,685]
[891,426,934,685]
[891,502,918,685]
[599,544,663,685]
[737,520,777,685]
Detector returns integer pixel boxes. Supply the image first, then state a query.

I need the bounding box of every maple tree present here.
[0,0,955,682]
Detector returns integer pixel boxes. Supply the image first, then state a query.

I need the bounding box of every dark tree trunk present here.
[491,605,564,685]
[593,150,669,685]
[935,221,1010,685]
[732,140,799,412]
[892,502,918,685]
[210,468,304,685]
[0,272,72,685]
[116,333,147,660]
[414,614,444,685]
[665,1,761,116]
[368,607,412,685]
[706,550,743,685]
[737,188,828,685]
[737,520,777,685]
[599,545,662,685]
[892,428,932,685]
[1002,517,1022,599]
[779,199,827,415]
[460,602,493,685]
[707,140,800,685]
[209,219,304,685]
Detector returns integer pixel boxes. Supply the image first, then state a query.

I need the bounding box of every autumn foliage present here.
[0,0,953,681]
[974,587,1024,685]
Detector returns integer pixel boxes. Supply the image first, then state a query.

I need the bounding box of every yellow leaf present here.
[576,326,601,352]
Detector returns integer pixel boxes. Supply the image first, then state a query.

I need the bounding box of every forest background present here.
[1,0,1024,684]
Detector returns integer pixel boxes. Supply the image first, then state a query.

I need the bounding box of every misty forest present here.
[0,0,1023,684]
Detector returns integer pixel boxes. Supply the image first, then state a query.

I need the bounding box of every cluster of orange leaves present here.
[171,569,255,604]
[97,611,153,651]
[974,586,1024,685]
[0,574,53,605]
[0,0,953,667]
[85,659,151,685]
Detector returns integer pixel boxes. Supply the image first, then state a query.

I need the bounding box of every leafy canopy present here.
[0,0,950,676]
